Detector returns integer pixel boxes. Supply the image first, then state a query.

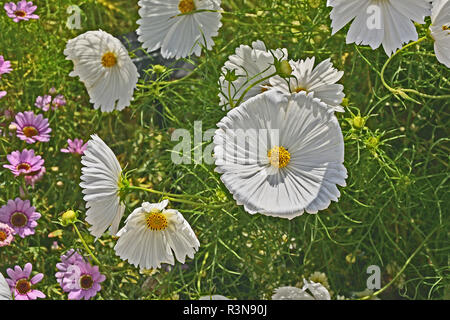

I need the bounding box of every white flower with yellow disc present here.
[213,90,347,218]
[64,30,139,112]
[114,200,200,270]
[137,0,223,59]
[430,0,450,68]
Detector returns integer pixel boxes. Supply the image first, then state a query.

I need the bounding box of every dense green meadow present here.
[0,0,448,300]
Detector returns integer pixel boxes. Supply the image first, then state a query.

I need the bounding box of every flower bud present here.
[278,60,292,77]
[61,210,77,226]
[152,64,166,74]
[352,116,365,130]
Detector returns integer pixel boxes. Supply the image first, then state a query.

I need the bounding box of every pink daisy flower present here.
[34,95,52,111]
[55,249,85,291]
[24,166,45,188]
[0,198,41,238]
[66,261,105,300]
[0,222,14,247]
[61,138,88,155]
[0,91,6,99]
[5,263,45,300]
[4,1,39,23]
[12,111,51,144]
[0,56,12,78]
[51,94,66,109]
[3,149,44,177]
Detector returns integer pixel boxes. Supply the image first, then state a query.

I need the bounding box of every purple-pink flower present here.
[0,222,14,247]
[61,138,88,155]
[34,95,52,111]
[0,198,41,238]
[5,263,45,300]
[0,91,6,99]
[52,94,66,109]
[35,92,66,111]
[56,249,106,300]
[12,111,51,144]
[66,261,106,300]
[24,166,46,188]
[0,56,12,78]
[4,1,39,23]
[55,249,85,291]
[3,149,44,177]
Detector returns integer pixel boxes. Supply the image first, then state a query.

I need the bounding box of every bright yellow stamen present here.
[268,146,291,168]
[101,52,117,68]
[178,0,196,14]
[146,208,168,231]
[295,86,308,93]
[0,231,7,241]
[23,126,38,137]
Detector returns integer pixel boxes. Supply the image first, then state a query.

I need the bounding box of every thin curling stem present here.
[380,36,450,102]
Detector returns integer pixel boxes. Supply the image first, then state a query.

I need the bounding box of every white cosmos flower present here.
[213,90,347,219]
[269,57,345,112]
[137,0,222,59]
[272,280,331,300]
[114,200,200,270]
[430,0,450,68]
[327,0,432,56]
[199,295,230,300]
[80,134,125,238]
[64,30,139,112]
[219,40,288,109]
[0,272,12,300]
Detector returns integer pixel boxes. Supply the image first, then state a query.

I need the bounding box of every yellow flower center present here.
[295,86,308,93]
[443,25,450,34]
[10,212,28,228]
[268,146,291,168]
[178,0,196,14]
[16,279,31,295]
[0,231,7,241]
[101,52,117,68]
[23,126,38,137]
[146,209,168,231]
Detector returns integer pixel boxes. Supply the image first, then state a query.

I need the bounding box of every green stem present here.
[380,36,450,102]
[127,186,233,209]
[73,223,101,266]
[232,72,277,108]
[127,185,208,200]
[359,225,440,300]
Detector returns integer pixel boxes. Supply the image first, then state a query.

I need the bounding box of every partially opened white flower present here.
[269,57,345,112]
[327,0,431,56]
[114,200,200,270]
[272,280,331,300]
[0,272,12,300]
[430,0,450,68]
[137,0,222,59]
[219,40,288,109]
[213,91,347,219]
[64,30,139,112]
[80,134,125,238]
